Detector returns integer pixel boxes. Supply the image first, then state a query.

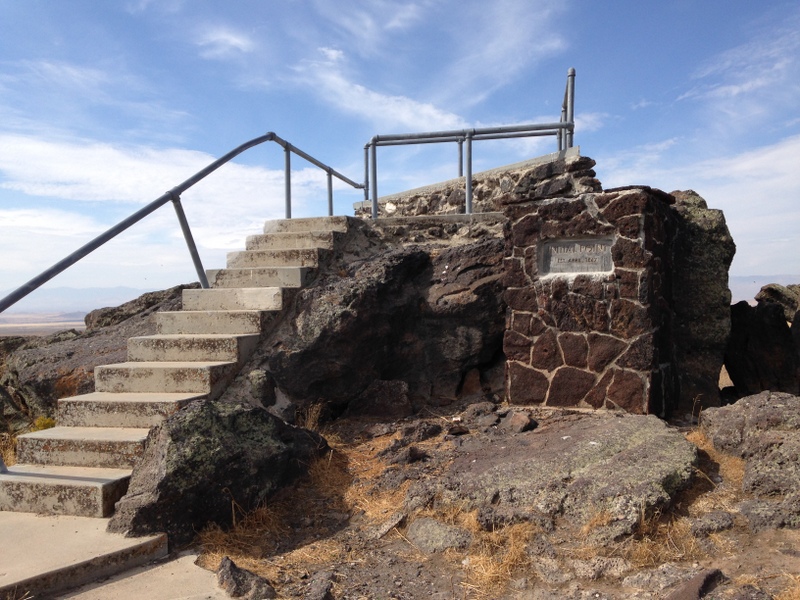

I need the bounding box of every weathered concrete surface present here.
[0,512,167,599]
[108,401,327,547]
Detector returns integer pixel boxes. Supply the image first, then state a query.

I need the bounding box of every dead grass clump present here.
[1,433,16,466]
[462,522,539,597]
[618,513,701,568]
[685,428,745,491]
[581,510,614,536]
[296,402,325,432]
[776,573,800,600]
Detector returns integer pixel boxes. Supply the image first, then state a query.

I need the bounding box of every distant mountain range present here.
[0,276,797,318]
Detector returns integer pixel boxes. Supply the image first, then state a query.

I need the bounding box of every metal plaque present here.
[541,237,613,275]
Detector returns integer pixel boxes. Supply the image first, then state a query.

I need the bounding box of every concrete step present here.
[0,512,168,599]
[245,230,338,251]
[263,215,350,234]
[58,392,203,428]
[95,361,238,396]
[156,310,268,335]
[16,427,149,469]
[182,287,283,311]
[226,247,321,268]
[128,333,260,363]
[0,464,131,518]
[207,267,310,288]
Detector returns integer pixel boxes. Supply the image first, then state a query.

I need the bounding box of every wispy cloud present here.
[295,49,465,131]
[677,9,800,131]
[195,26,256,59]
[599,134,800,275]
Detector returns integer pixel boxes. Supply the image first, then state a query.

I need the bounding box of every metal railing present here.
[0,132,363,314]
[363,67,575,218]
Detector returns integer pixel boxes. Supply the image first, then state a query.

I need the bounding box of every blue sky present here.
[1,0,799,311]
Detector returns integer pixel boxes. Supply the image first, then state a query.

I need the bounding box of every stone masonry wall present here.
[502,180,681,415]
[354,148,601,218]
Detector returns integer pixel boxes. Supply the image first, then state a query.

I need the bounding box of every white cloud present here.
[195,26,256,59]
[599,134,800,276]
[296,50,465,131]
[678,10,800,131]
[0,134,350,289]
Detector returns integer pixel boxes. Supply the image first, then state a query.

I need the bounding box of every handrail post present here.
[363,145,370,202]
[284,144,292,219]
[465,131,473,215]
[170,192,210,289]
[326,171,333,216]
[457,138,464,177]
[566,67,576,148]
[370,142,378,219]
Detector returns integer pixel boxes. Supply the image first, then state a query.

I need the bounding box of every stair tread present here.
[19,426,149,442]
[130,332,259,339]
[59,391,205,403]
[98,360,235,368]
[1,464,131,484]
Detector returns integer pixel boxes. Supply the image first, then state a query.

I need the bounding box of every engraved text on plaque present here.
[541,237,614,275]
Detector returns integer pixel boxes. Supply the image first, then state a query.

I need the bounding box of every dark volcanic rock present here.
[725,302,800,397]
[418,411,696,543]
[701,391,800,531]
[755,282,800,323]
[216,556,277,599]
[670,190,735,411]
[108,401,327,546]
[265,238,506,412]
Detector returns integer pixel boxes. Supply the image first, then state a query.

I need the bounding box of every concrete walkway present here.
[0,512,223,599]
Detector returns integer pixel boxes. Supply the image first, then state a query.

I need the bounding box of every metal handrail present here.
[0,132,363,314]
[364,67,576,218]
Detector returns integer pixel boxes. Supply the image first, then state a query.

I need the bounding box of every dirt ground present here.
[195,402,800,600]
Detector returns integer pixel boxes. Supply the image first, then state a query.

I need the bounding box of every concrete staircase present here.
[0,216,350,521]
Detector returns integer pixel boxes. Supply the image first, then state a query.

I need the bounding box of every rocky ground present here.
[195,392,800,600]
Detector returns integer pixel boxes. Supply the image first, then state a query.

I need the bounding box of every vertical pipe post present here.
[363,145,370,202]
[457,138,464,177]
[566,67,576,148]
[171,194,210,289]
[327,171,334,216]
[465,131,473,215]
[370,142,378,219]
[284,145,292,219]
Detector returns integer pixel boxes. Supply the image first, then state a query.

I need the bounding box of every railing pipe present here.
[0,130,363,314]
[457,138,464,177]
[326,171,334,216]
[284,144,292,219]
[565,67,576,148]
[465,131,473,214]
[370,139,378,219]
[170,193,210,288]
[363,145,370,202]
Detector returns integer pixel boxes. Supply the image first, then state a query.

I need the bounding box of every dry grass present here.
[1,433,16,466]
[776,574,800,600]
[295,403,324,432]
[461,521,539,596]
[30,416,56,432]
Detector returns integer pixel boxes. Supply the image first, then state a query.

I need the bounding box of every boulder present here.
[264,237,506,413]
[408,411,696,543]
[669,190,736,410]
[216,557,277,599]
[725,302,800,397]
[755,283,800,323]
[701,391,800,531]
[108,400,327,546]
